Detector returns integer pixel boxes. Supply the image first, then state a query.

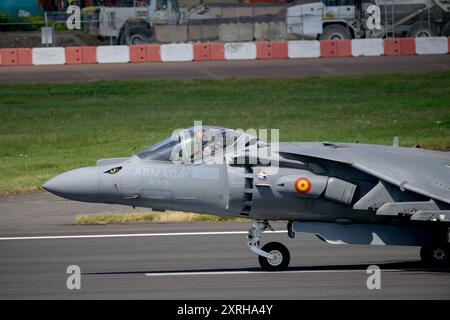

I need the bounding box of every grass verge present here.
[75,211,247,225]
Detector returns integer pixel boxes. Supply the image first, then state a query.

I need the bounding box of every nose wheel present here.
[258,242,291,271]
[247,220,291,271]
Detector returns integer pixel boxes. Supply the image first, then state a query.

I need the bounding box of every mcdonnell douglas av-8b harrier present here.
[43,126,450,271]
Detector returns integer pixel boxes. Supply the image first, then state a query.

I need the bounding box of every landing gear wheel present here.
[420,243,450,266]
[258,242,290,271]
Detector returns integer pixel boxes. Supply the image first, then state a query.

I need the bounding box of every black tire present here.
[420,243,450,266]
[408,22,438,38]
[442,22,450,37]
[258,242,290,272]
[119,24,153,45]
[320,24,352,40]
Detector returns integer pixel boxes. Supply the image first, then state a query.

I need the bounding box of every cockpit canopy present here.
[137,126,252,162]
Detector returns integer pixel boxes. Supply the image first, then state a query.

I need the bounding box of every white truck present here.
[286,0,450,40]
[88,0,217,44]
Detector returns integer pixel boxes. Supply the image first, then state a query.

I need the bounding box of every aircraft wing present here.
[281,142,450,205]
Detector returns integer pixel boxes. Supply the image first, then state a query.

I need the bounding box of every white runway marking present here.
[145,269,401,277]
[0,230,286,241]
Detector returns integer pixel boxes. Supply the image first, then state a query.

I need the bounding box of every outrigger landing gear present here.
[247,220,290,271]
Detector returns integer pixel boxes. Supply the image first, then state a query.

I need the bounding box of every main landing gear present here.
[420,227,450,267]
[247,220,290,271]
[420,243,450,266]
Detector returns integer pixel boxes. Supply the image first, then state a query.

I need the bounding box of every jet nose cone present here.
[43,167,100,202]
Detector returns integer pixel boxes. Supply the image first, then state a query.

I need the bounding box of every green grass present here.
[75,211,246,225]
[1,71,450,194]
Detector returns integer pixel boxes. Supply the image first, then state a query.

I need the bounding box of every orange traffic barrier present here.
[320,40,351,58]
[400,38,416,55]
[272,41,288,59]
[145,44,161,62]
[384,39,401,56]
[82,47,97,64]
[256,41,288,59]
[209,43,224,60]
[384,38,415,56]
[130,45,146,63]
[320,40,334,57]
[193,43,224,61]
[193,43,210,61]
[256,42,274,59]
[1,48,18,66]
[65,47,98,64]
[65,47,83,64]
[17,48,32,65]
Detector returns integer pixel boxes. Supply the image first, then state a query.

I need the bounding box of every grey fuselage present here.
[43,141,450,226]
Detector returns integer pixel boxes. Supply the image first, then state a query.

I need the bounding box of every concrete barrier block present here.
[254,23,270,41]
[32,47,65,65]
[161,43,193,62]
[218,23,253,42]
[130,45,146,63]
[288,40,320,58]
[224,42,256,60]
[97,46,129,64]
[351,39,384,57]
[188,25,218,41]
[415,37,448,55]
[96,46,128,64]
[270,21,301,41]
[155,25,188,43]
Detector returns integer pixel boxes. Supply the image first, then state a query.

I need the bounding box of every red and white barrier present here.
[415,37,448,55]
[97,46,130,64]
[161,43,193,62]
[32,47,65,65]
[351,39,384,57]
[1,37,448,67]
[320,40,352,58]
[288,40,320,58]
[224,42,257,60]
[256,41,288,59]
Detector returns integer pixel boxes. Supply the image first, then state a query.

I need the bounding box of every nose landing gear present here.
[247,220,290,271]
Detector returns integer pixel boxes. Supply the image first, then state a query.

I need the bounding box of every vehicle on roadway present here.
[43,126,450,271]
[286,0,450,40]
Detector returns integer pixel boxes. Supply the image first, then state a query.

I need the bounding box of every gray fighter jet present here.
[43,126,450,271]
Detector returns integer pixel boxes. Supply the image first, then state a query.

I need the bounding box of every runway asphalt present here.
[0,55,449,83]
[0,192,449,299]
[1,55,450,299]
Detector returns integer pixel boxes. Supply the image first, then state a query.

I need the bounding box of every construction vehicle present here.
[88,0,218,44]
[286,0,450,40]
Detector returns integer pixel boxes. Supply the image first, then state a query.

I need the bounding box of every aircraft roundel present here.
[295,178,312,193]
